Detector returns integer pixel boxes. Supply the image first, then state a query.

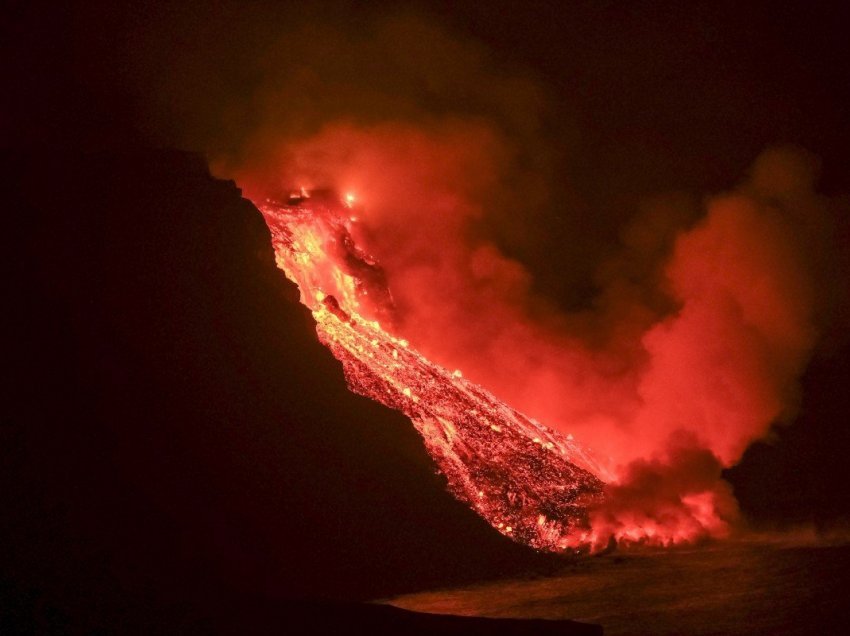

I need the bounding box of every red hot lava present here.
[259,192,607,551]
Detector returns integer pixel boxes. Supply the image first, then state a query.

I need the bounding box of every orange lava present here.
[258,194,607,551]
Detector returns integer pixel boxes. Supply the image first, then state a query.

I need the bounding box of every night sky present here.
[9,1,849,301]
[5,0,850,632]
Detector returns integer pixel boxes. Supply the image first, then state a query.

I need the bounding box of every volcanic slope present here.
[6,149,564,632]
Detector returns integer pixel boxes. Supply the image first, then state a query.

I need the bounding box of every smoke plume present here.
[126,5,846,544]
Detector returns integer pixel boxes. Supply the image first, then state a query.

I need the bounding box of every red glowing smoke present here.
[232,122,839,543]
[165,11,846,545]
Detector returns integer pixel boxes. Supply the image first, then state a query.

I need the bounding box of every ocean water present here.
[387,539,850,635]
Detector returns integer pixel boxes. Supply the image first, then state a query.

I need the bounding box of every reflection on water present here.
[386,540,850,635]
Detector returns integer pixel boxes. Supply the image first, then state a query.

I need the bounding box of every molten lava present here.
[258,193,607,551]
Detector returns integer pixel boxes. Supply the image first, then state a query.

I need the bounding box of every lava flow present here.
[258,191,608,551]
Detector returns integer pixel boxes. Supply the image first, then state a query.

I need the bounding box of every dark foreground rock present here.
[269,601,600,635]
[4,148,568,632]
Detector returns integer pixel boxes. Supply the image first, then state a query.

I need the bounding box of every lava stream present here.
[259,195,606,551]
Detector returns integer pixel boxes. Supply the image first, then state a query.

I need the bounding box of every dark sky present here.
[10,1,850,178]
[8,0,849,294]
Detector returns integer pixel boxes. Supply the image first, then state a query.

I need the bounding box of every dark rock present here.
[4,147,565,633]
[227,601,603,636]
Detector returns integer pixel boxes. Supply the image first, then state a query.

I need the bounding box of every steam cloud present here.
[129,6,847,544]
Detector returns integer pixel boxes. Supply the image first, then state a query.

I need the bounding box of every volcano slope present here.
[6,148,583,633]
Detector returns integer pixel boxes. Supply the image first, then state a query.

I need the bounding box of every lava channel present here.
[258,191,606,551]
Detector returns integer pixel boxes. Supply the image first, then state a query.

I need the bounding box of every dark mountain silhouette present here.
[5,148,577,633]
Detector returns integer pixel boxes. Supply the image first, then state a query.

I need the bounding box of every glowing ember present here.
[258,192,606,551]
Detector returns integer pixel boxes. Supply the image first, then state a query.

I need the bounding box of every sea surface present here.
[386,538,850,635]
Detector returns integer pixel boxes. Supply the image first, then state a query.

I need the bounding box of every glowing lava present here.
[258,192,606,551]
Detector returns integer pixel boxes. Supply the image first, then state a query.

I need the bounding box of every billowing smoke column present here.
[244,139,839,550]
[145,11,845,548]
